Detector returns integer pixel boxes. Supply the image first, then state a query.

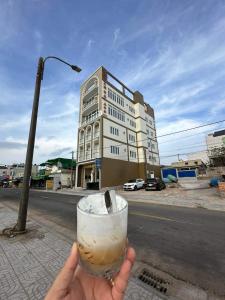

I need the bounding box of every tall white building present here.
[75,66,160,189]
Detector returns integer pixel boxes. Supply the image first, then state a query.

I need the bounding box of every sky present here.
[0,0,225,165]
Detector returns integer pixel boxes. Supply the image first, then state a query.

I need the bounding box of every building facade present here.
[187,151,209,165]
[207,129,225,167]
[75,67,160,189]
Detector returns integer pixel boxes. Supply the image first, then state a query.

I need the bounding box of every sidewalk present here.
[0,203,166,300]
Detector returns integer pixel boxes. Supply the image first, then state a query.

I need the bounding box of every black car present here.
[145,178,166,191]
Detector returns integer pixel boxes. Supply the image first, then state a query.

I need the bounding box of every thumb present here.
[46,243,79,298]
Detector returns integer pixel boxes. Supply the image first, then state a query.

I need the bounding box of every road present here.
[1,189,225,297]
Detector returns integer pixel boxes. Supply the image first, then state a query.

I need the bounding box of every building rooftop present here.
[213,129,225,137]
[40,157,76,169]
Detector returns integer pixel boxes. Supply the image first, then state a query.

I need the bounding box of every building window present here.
[151,144,155,150]
[130,119,136,128]
[108,104,125,122]
[108,88,124,107]
[110,126,119,136]
[129,134,135,142]
[129,150,136,158]
[129,106,135,114]
[146,129,149,135]
[110,145,120,155]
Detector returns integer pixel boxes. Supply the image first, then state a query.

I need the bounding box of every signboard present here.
[95,158,101,169]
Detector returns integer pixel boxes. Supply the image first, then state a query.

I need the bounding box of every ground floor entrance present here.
[76,163,100,190]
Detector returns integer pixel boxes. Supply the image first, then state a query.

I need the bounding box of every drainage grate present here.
[137,268,170,295]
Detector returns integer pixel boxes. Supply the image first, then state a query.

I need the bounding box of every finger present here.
[126,247,136,265]
[112,247,136,300]
[50,243,78,292]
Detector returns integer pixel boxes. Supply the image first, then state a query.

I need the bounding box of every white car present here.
[123,178,145,191]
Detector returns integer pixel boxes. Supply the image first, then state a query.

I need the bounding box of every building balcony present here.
[93,131,100,139]
[81,111,101,126]
[86,135,92,142]
[86,152,91,160]
[83,98,98,115]
[83,86,98,103]
[79,138,84,144]
[78,155,85,162]
[92,151,100,159]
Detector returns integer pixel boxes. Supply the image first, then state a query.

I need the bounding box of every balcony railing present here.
[86,134,91,141]
[81,111,101,126]
[78,155,85,162]
[93,151,100,159]
[93,131,100,139]
[83,98,98,112]
[86,153,91,160]
[83,86,98,102]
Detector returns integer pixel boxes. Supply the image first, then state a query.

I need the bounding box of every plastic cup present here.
[77,193,128,277]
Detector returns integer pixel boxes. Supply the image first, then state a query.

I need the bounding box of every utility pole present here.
[16,57,44,233]
[2,56,81,236]
[177,153,180,161]
[71,150,74,188]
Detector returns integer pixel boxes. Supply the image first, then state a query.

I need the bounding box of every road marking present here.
[129,211,179,222]
[40,196,48,199]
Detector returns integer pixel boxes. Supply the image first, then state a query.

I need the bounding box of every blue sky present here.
[0,0,225,165]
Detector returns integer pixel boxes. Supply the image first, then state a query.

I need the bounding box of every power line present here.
[157,119,225,138]
[160,141,223,154]
[160,150,208,158]
[158,126,224,145]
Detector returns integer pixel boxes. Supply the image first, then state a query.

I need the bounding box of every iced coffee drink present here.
[77,191,128,276]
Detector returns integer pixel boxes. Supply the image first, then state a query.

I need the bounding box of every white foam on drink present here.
[78,192,126,215]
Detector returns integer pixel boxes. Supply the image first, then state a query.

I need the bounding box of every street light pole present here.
[16,57,44,233]
[11,56,81,234]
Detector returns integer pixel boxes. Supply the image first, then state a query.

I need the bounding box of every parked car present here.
[145,178,166,191]
[123,178,145,191]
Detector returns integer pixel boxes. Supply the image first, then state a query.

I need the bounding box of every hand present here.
[45,242,136,300]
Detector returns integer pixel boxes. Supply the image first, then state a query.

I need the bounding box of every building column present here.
[99,168,102,190]
[75,165,79,188]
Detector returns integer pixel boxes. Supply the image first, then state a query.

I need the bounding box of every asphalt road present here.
[1,189,225,297]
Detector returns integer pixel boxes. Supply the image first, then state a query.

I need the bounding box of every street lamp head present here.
[71,65,82,72]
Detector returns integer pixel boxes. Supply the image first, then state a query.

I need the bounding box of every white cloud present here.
[121,17,225,89]
[113,28,120,44]
[157,81,211,106]
[210,99,225,115]
[155,100,207,120]
[87,39,94,49]
[0,114,30,130]
[157,119,201,137]
[34,30,43,54]
[2,134,77,165]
